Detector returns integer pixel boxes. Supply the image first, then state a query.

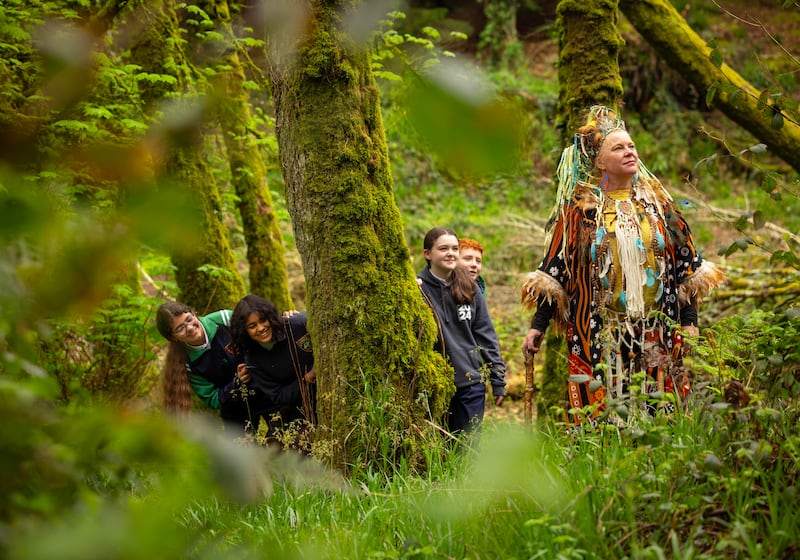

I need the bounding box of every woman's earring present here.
[632,171,639,186]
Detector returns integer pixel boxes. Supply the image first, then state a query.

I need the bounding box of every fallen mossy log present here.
[711,268,800,311]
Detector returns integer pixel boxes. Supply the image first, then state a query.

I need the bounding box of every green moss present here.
[621,0,800,174]
[268,1,460,472]
[202,0,293,310]
[556,0,623,138]
[130,1,245,312]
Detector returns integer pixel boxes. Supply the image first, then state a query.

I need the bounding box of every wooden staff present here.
[524,350,535,424]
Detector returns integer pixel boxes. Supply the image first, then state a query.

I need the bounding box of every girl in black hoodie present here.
[418,227,507,434]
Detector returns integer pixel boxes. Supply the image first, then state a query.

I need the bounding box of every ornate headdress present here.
[560,107,623,192]
[545,105,669,242]
[579,105,626,164]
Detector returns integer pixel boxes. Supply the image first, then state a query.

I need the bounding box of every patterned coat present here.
[522,179,725,422]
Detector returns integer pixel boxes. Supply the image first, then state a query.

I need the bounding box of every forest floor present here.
[278,0,800,424]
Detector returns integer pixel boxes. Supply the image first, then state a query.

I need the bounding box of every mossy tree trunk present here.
[268,0,452,473]
[620,0,800,174]
[556,0,623,134]
[0,0,158,402]
[128,0,244,313]
[534,0,623,420]
[167,147,246,313]
[0,1,128,166]
[199,0,294,311]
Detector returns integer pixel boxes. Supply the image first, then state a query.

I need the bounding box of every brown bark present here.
[268,0,452,472]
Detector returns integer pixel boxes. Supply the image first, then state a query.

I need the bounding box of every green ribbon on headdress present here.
[542,105,672,249]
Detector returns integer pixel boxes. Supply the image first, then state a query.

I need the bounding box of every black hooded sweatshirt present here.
[418,266,507,397]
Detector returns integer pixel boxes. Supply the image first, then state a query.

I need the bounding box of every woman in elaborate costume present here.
[521,106,726,426]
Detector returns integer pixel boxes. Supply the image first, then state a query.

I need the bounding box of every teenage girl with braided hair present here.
[417,227,507,434]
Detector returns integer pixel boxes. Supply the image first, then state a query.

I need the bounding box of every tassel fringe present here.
[520,271,570,333]
[679,261,727,305]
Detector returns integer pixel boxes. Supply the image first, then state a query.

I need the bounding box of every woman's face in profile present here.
[597,129,638,180]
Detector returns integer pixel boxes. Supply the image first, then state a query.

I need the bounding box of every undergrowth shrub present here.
[1,372,343,560]
[696,307,800,402]
[37,285,161,404]
[547,394,799,558]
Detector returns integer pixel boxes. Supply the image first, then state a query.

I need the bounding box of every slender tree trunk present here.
[479,0,523,72]
[533,0,623,420]
[128,0,244,313]
[268,0,452,472]
[167,145,246,313]
[201,0,294,311]
[620,0,800,174]
[0,0,158,403]
[0,0,128,166]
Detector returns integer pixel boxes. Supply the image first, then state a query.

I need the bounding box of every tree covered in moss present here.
[268,0,453,472]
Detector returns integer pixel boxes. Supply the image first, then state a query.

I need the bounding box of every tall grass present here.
[168,396,798,559]
[4,327,798,559]
[5,3,800,559]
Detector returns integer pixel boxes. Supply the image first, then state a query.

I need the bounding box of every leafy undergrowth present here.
[6,283,800,558]
[4,1,800,558]
[4,373,798,559]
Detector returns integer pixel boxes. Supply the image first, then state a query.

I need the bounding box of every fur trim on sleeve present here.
[520,270,570,332]
[679,261,727,306]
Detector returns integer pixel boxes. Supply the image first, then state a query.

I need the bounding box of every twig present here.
[672,183,800,246]
[137,262,172,300]
[711,0,800,69]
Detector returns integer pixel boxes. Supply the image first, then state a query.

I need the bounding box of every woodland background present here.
[1,0,800,558]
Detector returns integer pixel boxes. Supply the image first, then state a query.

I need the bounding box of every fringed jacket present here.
[521,180,726,381]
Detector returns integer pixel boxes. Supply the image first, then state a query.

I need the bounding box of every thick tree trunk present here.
[556,0,623,134]
[201,0,294,311]
[268,1,452,472]
[620,0,800,174]
[128,0,244,313]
